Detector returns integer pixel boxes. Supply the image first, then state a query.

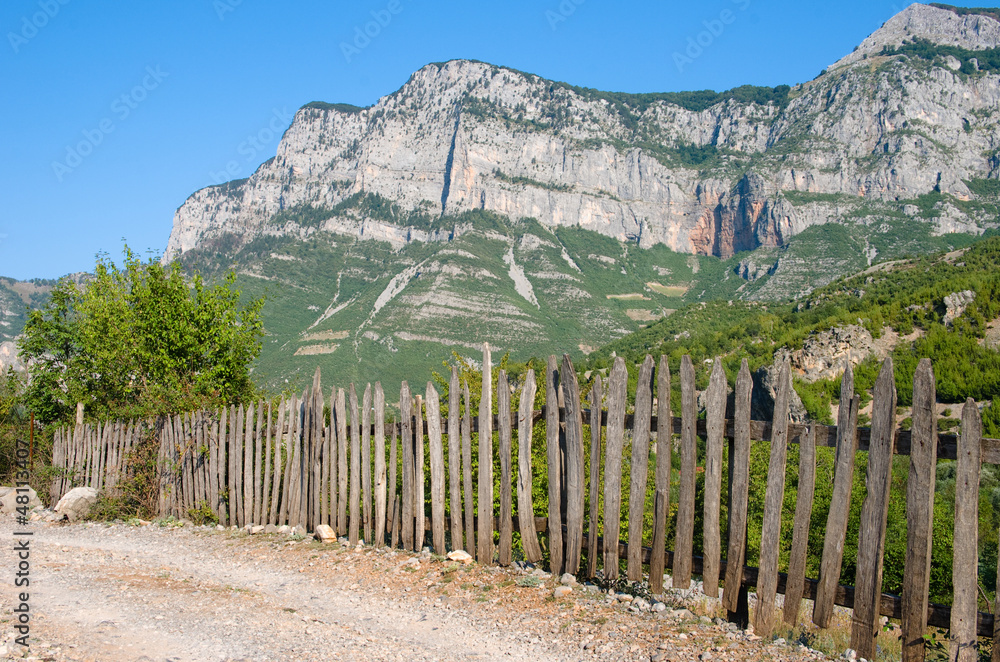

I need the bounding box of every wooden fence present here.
[48,348,997,662]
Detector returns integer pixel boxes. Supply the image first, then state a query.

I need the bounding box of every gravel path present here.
[0,519,832,662]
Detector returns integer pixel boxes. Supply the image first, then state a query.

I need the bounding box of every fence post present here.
[374,384,387,547]
[814,362,859,628]
[562,355,586,576]
[783,424,816,625]
[755,360,792,636]
[650,356,671,594]
[497,371,513,566]
[462,381,475,559]
[901,359,936,661]
[447,368,463,552]
[586,373,603,580]
[427,382,446,554]
[951,399,982,662]
[703,359,726,597]
[626,356,654,582]
[477,344,493,563]
[518,369,543,564]
[602,357,627,579]
[545,355,563,574]
[723,359,752,619]
[673,355,697,588]
[850,358,897,660]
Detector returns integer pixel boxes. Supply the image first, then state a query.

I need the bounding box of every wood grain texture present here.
[951,399,981,662]
[402,388,413,550]
[336,388,348,535]
[702,359,727,598]
[813,362,859,628]
[850,358,897,660]
[278,399,293,526]
[545,355,564,575]
[561,355,586,575]
[627,355,654,581]
[477,344,494,564]
[754,361,792,636]
[254,400,264,524]
[349,384,361,546]
[427,382,446,554]
[269,399,284,525]
[414,394,426,553]
[374,383,387,548]
[673,355,697,588]
[388,417,398,549]
[497,371,514,566]
[587,374,603,579]
[901,360,936,661]
[783,425,816,626]
[231,405,242,527]
[261,402,272,526]
[362,384,373,544]
[602,358,627,579]
[462,381,475,559]
[650,356,671,594]
[517,369,543,564]
[448,368,463,552]
[243,403,254,527]
[322,388,334,527]
[722,360,752,613]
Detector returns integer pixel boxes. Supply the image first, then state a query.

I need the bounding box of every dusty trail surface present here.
[0,519,827,661]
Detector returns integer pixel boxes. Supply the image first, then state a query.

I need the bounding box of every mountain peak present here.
[831,3,1000,69]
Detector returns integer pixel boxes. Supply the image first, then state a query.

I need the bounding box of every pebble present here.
[553,586,572,598]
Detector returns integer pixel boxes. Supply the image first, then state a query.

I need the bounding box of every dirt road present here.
[0,519,828,661]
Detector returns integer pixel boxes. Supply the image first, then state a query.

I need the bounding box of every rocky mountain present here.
[160,4,1000,385]
[0,277,55,372]
[167,4,1000,267]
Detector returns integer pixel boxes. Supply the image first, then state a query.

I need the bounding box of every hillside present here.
[0,277,55,371]
[4,4,1000,390]
[584,233,1000,435]
[150,3,1000,389]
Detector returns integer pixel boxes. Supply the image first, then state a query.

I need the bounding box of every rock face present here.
[831,4,1000,69]
[779,324,899,384]
[0,340,22,372]
[751,359,809,424]
[164,4,1000,265]
[943,290,976,326]
[54,486,99,522]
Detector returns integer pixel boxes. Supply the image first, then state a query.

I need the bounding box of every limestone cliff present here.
[165,3,1000,265]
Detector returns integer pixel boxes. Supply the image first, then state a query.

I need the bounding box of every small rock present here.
[0,486,41,514]
[617,593,633,603]
[553,586,572,598]
[559,573,576,586]
[264,524,278,534]
[700,653,713,661]
[216,524,225,531]
[54,487,99,522]
[842,649,857,661]
[277,525,290,534]
[651,602,666,612]
[314,524,337,543]
[249,525,265,535]
[446,549,474,565]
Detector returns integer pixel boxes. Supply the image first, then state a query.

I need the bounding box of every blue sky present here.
[0,0,985,279]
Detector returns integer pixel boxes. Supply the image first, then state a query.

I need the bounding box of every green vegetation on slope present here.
[881,37,1000,75]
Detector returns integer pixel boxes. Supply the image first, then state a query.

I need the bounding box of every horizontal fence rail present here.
[48,349,997,661]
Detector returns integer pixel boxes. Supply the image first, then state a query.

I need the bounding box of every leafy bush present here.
[19,246,264,423]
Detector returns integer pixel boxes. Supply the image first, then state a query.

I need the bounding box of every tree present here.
[19,247,264,423]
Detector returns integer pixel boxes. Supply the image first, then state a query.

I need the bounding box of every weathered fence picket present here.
[49,347,999,661]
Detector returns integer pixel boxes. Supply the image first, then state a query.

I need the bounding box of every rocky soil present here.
[0,518,834,662]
